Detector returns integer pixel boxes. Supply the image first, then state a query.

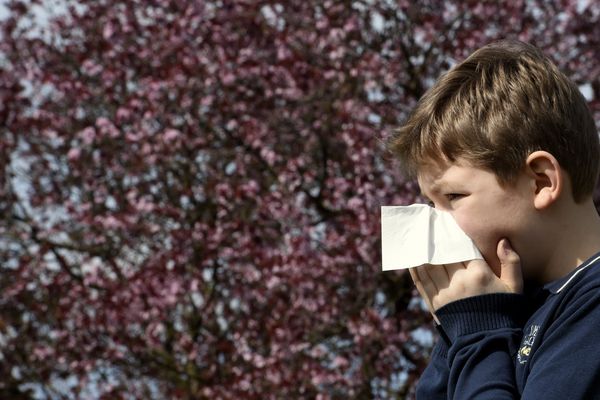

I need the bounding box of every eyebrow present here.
[419,181,443,201]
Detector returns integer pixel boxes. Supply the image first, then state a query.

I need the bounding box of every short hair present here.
[388,40,599,203]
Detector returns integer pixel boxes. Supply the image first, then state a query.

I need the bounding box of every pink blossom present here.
[163,128,180,142]
[33,346,54,360]
[81,59,102,76]
[78,127,96,145]
[103,22,115,39]
[332,356,349,369]
[98,215,123,229]
[221,72,235,85]
[67,147,81,160]
[116,107,132,120]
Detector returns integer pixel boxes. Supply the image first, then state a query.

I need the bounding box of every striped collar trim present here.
[546,252,600,294]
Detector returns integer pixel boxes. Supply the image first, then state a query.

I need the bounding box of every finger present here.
[446,261,467,272]
[497,238,523,293]
[444,261,466,281]
[408,268,423,295]
[423,264,450,290]
[408,267,419,285]
[418,265,445,313]
[410,267,437,314]
[418,264,439,293]
[410,266,431,297]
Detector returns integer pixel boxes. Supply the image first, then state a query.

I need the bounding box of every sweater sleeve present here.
[436,293,527,400]
[415,326,450,400]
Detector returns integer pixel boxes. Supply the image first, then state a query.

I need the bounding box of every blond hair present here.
[388,40,599,203]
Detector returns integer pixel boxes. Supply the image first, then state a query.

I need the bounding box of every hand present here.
[409,238,523,319]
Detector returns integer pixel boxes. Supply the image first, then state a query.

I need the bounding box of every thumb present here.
[497,238,523,293]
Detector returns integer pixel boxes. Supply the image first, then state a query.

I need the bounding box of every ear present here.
[524,151,563,210]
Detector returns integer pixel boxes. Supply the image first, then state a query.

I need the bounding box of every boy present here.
[388,40,600,398]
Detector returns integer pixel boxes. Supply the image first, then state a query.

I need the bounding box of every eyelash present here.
[427,194,463,207]
[445,193,463,201]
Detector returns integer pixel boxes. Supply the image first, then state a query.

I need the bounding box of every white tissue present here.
[381,204,483,271]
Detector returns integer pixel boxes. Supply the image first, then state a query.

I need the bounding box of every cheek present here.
[452,194,527,274]
[454,214,486,243]
[454,214,502,259]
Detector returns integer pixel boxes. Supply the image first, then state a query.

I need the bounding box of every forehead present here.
[416,158,479,192]
[417,159,460,183]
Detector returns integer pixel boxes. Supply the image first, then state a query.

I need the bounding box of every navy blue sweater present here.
[416,250,600,399]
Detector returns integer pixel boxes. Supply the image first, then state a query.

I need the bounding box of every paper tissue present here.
[381,204,483,271]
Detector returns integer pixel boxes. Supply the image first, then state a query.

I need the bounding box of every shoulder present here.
[547,252,600,296]
[541,253,600,324]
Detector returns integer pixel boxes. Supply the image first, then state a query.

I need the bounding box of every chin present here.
[488,258,502,277]
[480,248,502,276]
[521,265,543,286]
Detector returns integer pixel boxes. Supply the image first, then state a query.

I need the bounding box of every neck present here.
[541,198,600,283]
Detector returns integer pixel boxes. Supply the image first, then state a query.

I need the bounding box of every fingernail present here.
[503,239,512,255]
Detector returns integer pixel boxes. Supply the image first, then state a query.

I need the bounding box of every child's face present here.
[417,158,537,276]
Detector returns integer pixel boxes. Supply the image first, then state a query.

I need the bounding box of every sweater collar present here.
[543,249,600,294]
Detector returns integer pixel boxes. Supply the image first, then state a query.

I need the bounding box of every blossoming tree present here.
[0,0,598,398]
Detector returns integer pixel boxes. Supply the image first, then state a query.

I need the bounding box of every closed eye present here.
[445,193,464,201]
